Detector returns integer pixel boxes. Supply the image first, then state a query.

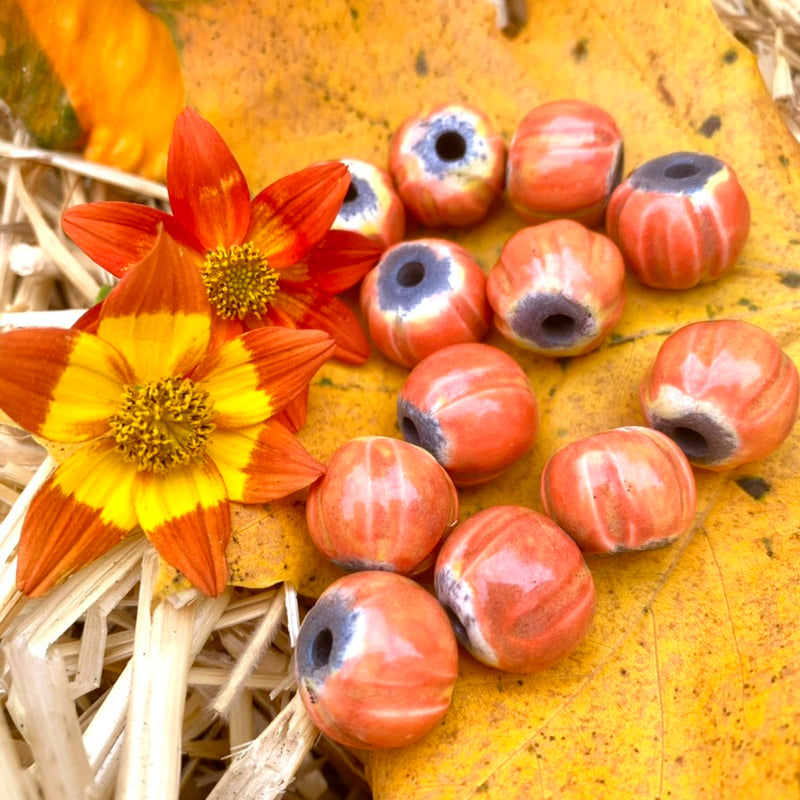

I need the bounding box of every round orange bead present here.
[306,436,458,574]
[334,158,406,248]
[388,103,505,227]
[640,320,799,469]
[540,426,697,553]
[606,151,750,289]
[435,505,596,673]
[397,343,538,486]
[360,238,491,368]
[295,571,459,749]
[487,219,626,356]
[506,99,624,228]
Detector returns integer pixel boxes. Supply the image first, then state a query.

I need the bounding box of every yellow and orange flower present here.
[61,107,380,363]
[0,231,336,598]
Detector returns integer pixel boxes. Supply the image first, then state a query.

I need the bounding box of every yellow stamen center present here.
[109,377,216,473]
[201,241,279,319]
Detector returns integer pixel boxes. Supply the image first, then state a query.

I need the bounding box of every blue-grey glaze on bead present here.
[295,589,359,702]
[411,114,489,177]
[376,242,452,313]
[510,293,597,350]
[397,396,448,464]
[336,174,379,222]
[629,151,723,195]
[647,410,738,466]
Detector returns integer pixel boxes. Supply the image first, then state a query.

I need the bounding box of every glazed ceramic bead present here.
[487,219,626,356]
[360,238,492,368]
[295,571,459,749]
[306,436,458,574]
[606,151,750,289]
[333,159,406,248]
[397,342,538,486]
[435,505,596,673]
[389,103,505,227]
[540,426,697,553]
[640,320,799,469]
[506,100,624,228]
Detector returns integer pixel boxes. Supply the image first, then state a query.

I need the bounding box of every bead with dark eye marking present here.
[639,320,799,469]
[360,238,491,368]
[389,103,506,227]
[397,342,538,486]
[295,571,459,749]
[434,505,596,673]
[606,151,750,289]
[305,435,458,574]
[506,100,624,228]
[487,219,626,356]
[333,158,406,248]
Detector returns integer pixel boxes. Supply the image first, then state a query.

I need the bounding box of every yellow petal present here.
[134,457,230,596]
[0,328,130,442]
[17,439,139,597]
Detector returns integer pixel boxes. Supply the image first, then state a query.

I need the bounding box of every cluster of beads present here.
[294,98,798,752]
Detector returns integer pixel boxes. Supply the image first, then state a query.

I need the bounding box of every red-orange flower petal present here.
[17,439,139,597]
[267,282,371,364]
[61,201,171,277]
[0,327,131,441]
[248,162,350,269]
[207,419,324,503]
[307,229,384,295]
[96,230,212,381]
[194,327,336,428]
[168,107,252,252]
[134,456,231,597]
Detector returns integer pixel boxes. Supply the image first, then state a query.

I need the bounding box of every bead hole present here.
[435,130,467,161]
[343,182,359,204]
[663,161,701,180]
[311,627,333,668]
[671,426,709,459]
[541,314,576,342]
[401,415,421,447]
[396,260,426,288]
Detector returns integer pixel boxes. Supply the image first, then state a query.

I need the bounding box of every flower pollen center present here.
[110,377,216,473]
[201,241,279,319]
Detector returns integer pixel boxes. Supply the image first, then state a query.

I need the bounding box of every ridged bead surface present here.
[540,426,697,553]
[295,571,459,749]
[640,320,799,469]
[487,219,626,356]
[435,505,596,673]
[306,436,458,574]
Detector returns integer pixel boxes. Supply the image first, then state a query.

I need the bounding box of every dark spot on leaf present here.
[735,476,771,500]
[779,154,790,167]
[779,271,800,288]
[557,356,571,371]
[476,782,489,793]
[657,75,676,107]
[572,38,589,61]
[761,537,775,558]
[698,114,722,138]
[414,50,428,77]
[723,48,738,64]
[737,297,759,311]
[317,376,334,387]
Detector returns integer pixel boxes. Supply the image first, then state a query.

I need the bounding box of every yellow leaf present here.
[163,0,800,795]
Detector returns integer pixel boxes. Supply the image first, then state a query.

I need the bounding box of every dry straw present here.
[0,2,797,798]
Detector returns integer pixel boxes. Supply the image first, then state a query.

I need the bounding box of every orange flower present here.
[62,107,379,363]
[0,231,335,598]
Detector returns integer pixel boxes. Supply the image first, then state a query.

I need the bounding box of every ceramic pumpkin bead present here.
[434,505,596,674]
[486,219,626,356]
[396,342,538,486]
[295,571,459,749]
[306,436,458,574]
[640,320,799,469]
[540,426,697,554]
[506,99,624,228]
[333,158,406,248]
[360,238,492,368]
[388,103,506,227]
[606,151,750,289]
